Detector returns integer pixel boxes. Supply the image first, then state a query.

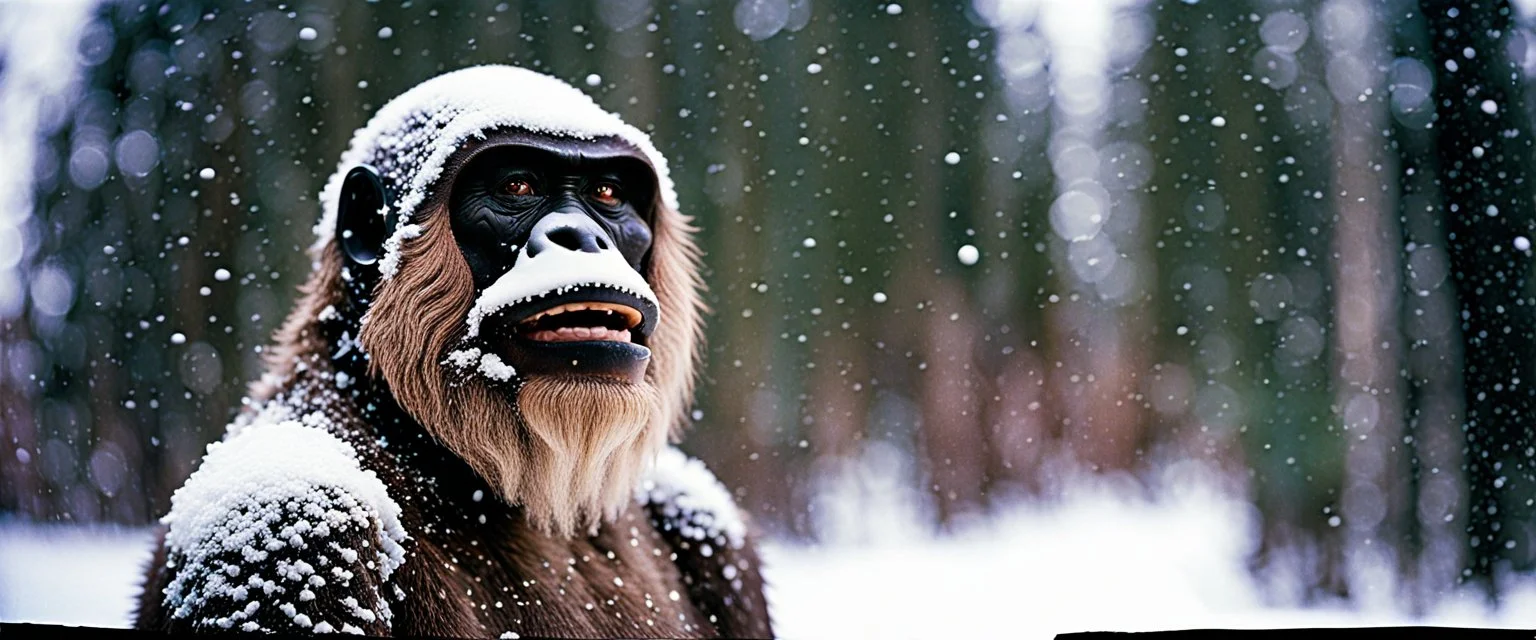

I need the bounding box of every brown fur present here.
[136,395,774,638]
[247,243,346,401]
[135,128,769,638]
[353,190,688,536]
[255,131,707,538]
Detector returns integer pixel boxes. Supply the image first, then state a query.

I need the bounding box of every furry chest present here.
[390,512,716,638]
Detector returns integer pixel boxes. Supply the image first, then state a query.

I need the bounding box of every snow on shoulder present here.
[637,447,747,550]
[313,64,679,280]
[159,421,407,631]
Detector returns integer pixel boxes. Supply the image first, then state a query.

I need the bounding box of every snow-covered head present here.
[312,65,679,274]
[276,65,704,537]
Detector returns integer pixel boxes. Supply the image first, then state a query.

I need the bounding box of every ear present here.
[338,165,390,268]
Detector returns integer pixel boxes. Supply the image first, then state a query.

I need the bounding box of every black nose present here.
[527,212,613,257]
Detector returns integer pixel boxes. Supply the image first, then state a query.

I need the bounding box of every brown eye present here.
[503,179,535,197]
[592,182,622,207]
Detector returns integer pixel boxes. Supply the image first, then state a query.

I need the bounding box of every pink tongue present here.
[527,327,632,343]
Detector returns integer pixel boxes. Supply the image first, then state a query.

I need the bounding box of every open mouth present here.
[492,286,659,348]
[465,276,660,383]
[517,301,642,343]
[466,286,658,383]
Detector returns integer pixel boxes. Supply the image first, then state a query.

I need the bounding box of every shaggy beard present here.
[359,215,668,537]
[437,374,664,536]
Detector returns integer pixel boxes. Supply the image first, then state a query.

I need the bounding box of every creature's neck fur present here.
[247,241,665,538]
[248,311,490,508]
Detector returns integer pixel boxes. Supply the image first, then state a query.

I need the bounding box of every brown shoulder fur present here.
[135,135,770,637]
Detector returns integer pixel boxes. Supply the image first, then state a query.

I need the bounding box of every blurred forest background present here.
[4,0,1536,612]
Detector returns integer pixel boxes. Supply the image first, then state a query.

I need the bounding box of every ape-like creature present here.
[134,66,774,638]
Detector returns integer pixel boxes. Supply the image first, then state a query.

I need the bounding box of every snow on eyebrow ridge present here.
[313,65,679,281]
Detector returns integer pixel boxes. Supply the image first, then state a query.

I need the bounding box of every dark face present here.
[336,131,664,385]
[449,135,656,291]
[446,133,661,385]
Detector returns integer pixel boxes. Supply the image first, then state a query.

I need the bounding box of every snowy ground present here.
[0,522,152,628]
[4,484,1536,638]
[765,491,1536,638]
